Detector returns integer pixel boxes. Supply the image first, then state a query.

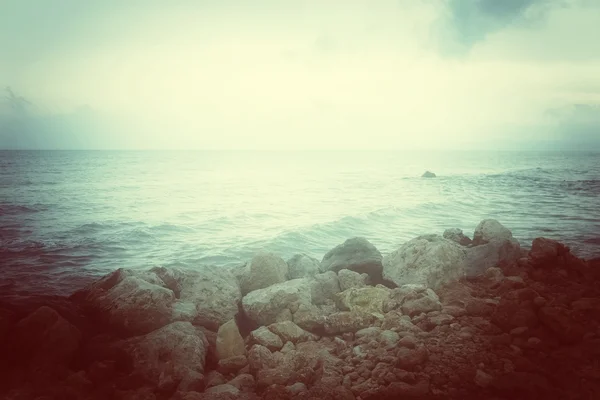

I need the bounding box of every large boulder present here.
[72,266,242,335]
[242,279,312,326]
[383,235,467,289]
[472,219,513,246]
[237,252,289,296]
[464,238,521,276]
[125,321,208,391]
[216,319,246,361]
[72,269,176,336]
[287,254,320,279]
[320,237,383,280]
[153,266,242,331]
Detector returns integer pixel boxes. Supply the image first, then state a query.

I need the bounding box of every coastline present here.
[1,219,599,400]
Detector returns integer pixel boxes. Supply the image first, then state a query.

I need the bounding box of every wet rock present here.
[218,355,248,375]
[422,170,436,178]
[395,345,429,370]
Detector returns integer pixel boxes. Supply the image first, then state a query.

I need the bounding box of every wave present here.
[0,203,48,214]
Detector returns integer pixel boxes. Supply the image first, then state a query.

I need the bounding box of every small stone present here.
[474,369,493,388]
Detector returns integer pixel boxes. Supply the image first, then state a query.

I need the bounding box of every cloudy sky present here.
[0,0,599,149]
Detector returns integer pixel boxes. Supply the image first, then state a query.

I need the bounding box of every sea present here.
[1,150,599,297]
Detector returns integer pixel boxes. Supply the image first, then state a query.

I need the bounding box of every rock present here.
[238,252,288,296]
[227,374,255,392]
[464,238,521,276]
[247,345,277,374]
[324,311,377,335]
[242,278,312,326]
[268,321,312,343]
[320,237,383,280]
[538,306,586,344]
[422,171,436,178]
[13,306,81,370]
[381,311,421,333]
[474,369,493,388]
[125,321,207,391]
[337,269,369,291]
[74,266,242,335]
[154,266,242,332]
[383,235,467,289]
[443,228,472,246]
[216,319,245,361]
[250,326,284,351]
[395,345,429,370]
[472,219,513,246]
[310,271,341,305]
[205,371,227,388]
[335,286,391,317]
[401,292,442,317]
[287,254,320,279]
[292,304,327,333]
[205,384,239,395]
[218,355,248,375]
[529,237,567,264]
[286,382,308,395]
[75,270,175,336]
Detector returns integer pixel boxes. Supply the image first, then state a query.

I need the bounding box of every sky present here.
[0,0,599,150]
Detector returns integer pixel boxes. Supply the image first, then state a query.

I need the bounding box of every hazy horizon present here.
[1,0,599,150]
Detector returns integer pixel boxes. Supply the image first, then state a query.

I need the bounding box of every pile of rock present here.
[0,219,599,400]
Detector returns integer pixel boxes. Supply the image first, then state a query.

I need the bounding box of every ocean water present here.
[1,150,599,297]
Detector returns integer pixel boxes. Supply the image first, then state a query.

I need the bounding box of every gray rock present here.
[287,254,320,279]
[422,171,436,178]
[268,321,313,343]
[216,319,245,361]
[324,311,376,335]
[443,228,472,246]
[249,326,284,351]
[465,238,521,276]
[337,269,369,291]
[472,219,513,246]
[310,271,341,305]
[238,252,289,296]
[74,269,175,336]
[320,237,383,280]
[124,321,207,391]
[383,235,467,289]
[242,279,312,326]
[153,266,242,332]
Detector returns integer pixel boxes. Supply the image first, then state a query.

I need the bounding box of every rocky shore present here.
[1,219,599,400]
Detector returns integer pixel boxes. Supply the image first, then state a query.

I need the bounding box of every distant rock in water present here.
[422,171,436,178]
